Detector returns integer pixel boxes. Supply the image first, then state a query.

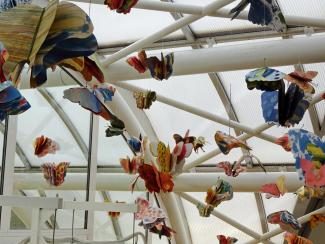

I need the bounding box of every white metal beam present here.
[101,35,325,81]
[102,0,236,66]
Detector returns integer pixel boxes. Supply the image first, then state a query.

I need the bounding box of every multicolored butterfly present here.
[284,232,313,244]
[33,135,59,157]
[126,50,147,73]
[132,163,174,193]
[217,235,238,244]
[217,161,245,177]
[295,186,325,201]
[133,90,156,109]
[267,210,301,233]
[119,156,143,174]
[230,0,287,32]
[276,134,291,151]
[41,162,69,187]
[215,131,251,155]
[288,129,325,186]
[285,70,317,94]
[260,175,287,198]
[149,223,176,240]
[197,179,233,217]
[104,0,138,14]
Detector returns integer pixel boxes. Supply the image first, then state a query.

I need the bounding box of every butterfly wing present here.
[217,162,232,176]
[120,157,131,174]
[146,56,163,80]
[261,183,281,198]
[157,142,171,173]
[261,91,279,124]
[276,175,287,196]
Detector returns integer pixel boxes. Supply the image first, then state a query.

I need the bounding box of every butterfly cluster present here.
[127,50,174,81]
[104,0,138,14]
[33,135,59,157]
[41,162,69,187]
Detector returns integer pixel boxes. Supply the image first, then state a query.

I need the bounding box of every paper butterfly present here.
[63,87,115,120]
[33,135,59,157]
[119,156,143,174]
[135,197,166,229]
[217,161,245,177]
[107,201,125,218]
[94,86,115,102]
[260,175,287,198]
[245,67,285,91]
[149,223,176,240]
[229,0,287,32]
[132,163,174,193]
[295,186,325,201]
[104,0,138,14]
[133,90,156,109]
[261,83,312,127]
[105,119,125,137]
[127,135,142,153]
[215,131,251,155]
[275,134,291,151]
[285,70,317,94]
[284,232,313,244]
[127,50,174,81]
[197,179,233,217]
[267,210,301,233]
[41,162,69,187]
[217,235,238,244]
[288,129,325,186]
[309,214,325,229]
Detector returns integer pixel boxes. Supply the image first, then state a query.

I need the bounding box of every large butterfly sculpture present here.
[197,179,233,217]
[295,186,325,201]
[33,135,59,157]
[127,50,174,81]
[215,131,251,155]
[217,235,238,244]
[275,134,291,152]
[119,155,143,174]
[267,211,301,233]
[133,90,156,109]
[309,214,325,229]
[229,0,287,32]
[41,162,69,187]
[284,232,313,244]
[136,198,175,239]
[288,129,325,187]
[260,175,287,198]
[217,161,245,177]
[104,0,138,14]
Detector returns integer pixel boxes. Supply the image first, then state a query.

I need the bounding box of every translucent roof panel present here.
[71,1,184,46]
[18,89,88,166]
[182,192,262,243]
[279,0,325,18]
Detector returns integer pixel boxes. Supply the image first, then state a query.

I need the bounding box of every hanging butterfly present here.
[217,161,245,177]
[284,70,317,94]
[63,87,116,120]
[133,90,156,109]
[150,141,172,173]
[119,155,143,174]
[217,235,238,244]
[275,133,291,151]
[105,119,125,137]
[94,86,115,103]
[104,0,138,14]
[295,186,325,201]
[131,163,174,193]
[197,179,233,217]
[135,197,166,229]
[107,201,125,218]
[260,175,287,198]
[41,162,69,187]
[288,129,325,187]
[33,135,59,157]
[215,131,251,155]
[149,223,176,240]
[267,210,301,233]
[193,136,207,153]
[245,67,285,91]
[309,214,325,229]
[127,50,174,81]
[261,83,312,127]
[284,232,313,244]
[127,134,142,153]
[229,0,287,32]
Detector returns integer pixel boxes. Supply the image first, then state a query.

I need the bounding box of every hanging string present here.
[71,197,76,244]
[132,201,136,244]
[228,83,232,136]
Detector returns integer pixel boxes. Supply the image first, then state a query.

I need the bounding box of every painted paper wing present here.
[260,176,286,199]
[41,162,69,186]
[214,131,251,155]
[245,67,285,91]
[33,135,59,157]
[261,91,279,124]
[105,0,138,14]
[275,134,291,151]
[119,156,142,174]
[133,90,156,109]
[146,52,174,81]
[217,161,245,177]
[0,0,59,81]
[126,50,147,73]
[127,136,142,153]
[149,224,176,240]
[267,210,301,233]
[217,235,238,244]
[106,119,125,137]
[285,70,317,94]
[284,232,313,244]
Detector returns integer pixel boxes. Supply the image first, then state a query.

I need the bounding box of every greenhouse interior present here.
[0,0,324,243]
